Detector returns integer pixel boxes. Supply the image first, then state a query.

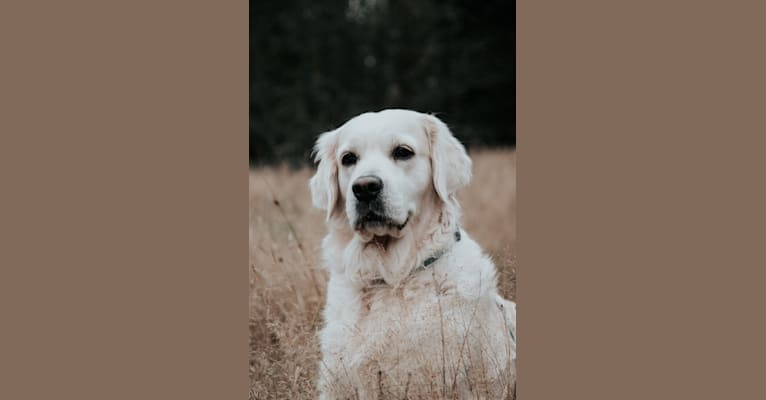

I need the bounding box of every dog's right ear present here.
[424,114,472,206]
[309,129,341,220]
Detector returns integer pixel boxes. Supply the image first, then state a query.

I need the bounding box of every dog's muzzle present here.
[353,201,409,232]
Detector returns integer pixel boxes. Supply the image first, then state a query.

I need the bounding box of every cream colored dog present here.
[310,109,516,399]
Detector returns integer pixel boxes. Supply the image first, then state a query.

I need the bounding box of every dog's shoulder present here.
[437,232,500,300]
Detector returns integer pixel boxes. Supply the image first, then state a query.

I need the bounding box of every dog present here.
[309,109,516,399]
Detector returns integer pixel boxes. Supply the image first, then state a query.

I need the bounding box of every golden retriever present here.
[310,109,516,399]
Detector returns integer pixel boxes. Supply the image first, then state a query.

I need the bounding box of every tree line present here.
[250,0,515,166]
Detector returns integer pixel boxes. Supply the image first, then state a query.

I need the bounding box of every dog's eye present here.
[392,146,414,161]
[341,152,358,166]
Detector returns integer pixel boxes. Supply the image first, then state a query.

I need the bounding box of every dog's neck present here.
[327,194,461,287]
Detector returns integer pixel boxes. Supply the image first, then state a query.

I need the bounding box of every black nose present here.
[352,176,383,202]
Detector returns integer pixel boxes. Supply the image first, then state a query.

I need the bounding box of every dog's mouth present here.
[354,212,409,231]
[356,213,410,248]
[352,198,411,242]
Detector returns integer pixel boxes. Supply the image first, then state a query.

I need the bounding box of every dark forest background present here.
[250,0,515,166]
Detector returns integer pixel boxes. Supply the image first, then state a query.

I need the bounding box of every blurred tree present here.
[250,0,515,166]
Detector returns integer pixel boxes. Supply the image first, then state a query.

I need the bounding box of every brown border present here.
[0,1,248,399]
[518,0,766,398]
[3,0,766,399]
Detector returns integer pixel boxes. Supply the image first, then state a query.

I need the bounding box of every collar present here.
[368,228,461,287]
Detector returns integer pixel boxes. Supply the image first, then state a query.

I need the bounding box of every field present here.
[250,149,516,399]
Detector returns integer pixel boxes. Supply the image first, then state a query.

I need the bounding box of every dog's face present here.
[336,111,431,237]
[310,109,471,240]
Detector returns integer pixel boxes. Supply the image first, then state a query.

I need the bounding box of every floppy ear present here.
[425,114,472,204]
[309,129,341,220]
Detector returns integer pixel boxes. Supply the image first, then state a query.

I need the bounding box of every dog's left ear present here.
[309,129,341,220]
[424,114,472,205]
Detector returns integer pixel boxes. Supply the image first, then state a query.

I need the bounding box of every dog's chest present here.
[338,277,471,361]
[358,274,457,320]
[320,277,510,395]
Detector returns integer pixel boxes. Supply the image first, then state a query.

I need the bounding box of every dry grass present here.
[250,149,516,399]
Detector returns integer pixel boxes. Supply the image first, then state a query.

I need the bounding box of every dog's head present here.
[310,109,471,241]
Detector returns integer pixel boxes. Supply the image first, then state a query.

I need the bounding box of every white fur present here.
[309,109,516,399]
